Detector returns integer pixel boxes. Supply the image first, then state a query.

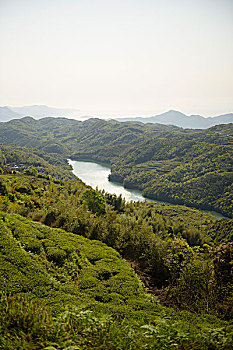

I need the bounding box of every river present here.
[68,159,225,219]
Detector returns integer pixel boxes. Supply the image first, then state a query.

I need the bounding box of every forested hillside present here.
[1,0,232,346]
[1,212,232,349]
[0,117,232,217]
[0,144,75,181]
[0,144,232,348]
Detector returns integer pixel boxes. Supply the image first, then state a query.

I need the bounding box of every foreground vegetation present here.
[0,212,232,349]
[0,168,232,317]
[0,140,232,348]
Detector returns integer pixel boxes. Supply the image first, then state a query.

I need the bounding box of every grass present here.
[0,211,233,349]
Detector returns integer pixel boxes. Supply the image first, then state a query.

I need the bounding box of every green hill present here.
[0,117,232,217]
[1,211,232,349]
[0,144,75,181]
[0,142,232,348]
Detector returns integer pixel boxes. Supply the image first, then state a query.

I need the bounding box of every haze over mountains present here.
[115,110,233,129]
[0,107,22,121]
[0,105,80,121]
[0,105,232,129]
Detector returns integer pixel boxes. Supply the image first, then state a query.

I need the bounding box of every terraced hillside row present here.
[1,211,233,349]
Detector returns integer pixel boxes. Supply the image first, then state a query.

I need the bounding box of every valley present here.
[0,117,232,217]
[0,118,232,349]
[1,1,232,348]
[69,159,226,219]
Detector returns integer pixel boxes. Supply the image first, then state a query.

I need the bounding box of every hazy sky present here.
[0,0,232,117]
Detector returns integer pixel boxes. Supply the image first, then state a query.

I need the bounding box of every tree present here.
[81,189,106,215]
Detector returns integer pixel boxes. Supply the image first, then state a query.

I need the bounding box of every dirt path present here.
[125,259,167,302]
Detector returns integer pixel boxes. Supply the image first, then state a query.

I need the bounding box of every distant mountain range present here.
[0,106,232,129]
[115,110,233,129]
[0,107,22,121]
[0,105,80,121]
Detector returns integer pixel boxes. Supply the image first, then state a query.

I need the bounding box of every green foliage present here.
[0,211,143,304]
[0,144,75,181]
[1,292,232,350]
[81,188,106,215]
[0,118,232,216]
[0,118,232,347]
[162,238,194,283]
[0,212,232,349]
[0,293,54,349]
[211,243,233,319]
[0,199,232,348]
[0,171,232,318]
[171,259,214,314]
[205,220,233,243]
[0,180,7,195]
[111,139,233,218]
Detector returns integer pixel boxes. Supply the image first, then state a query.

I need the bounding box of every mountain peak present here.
[159,110,187,118]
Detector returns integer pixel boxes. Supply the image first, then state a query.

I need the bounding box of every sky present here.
[0,0,233,117]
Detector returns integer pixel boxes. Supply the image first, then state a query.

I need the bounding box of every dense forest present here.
[0,140,232,348]
[0,117,232,217]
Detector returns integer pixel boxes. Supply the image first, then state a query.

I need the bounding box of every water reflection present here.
[68,159,225,219]
[68,159,149,202]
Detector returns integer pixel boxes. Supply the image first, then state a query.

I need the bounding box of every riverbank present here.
[68,159,226,219]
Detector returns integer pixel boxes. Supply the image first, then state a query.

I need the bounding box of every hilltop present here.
[1,106,233,129]
[0,107,22,122]
[115,110,233,129]
[0,105,80,122]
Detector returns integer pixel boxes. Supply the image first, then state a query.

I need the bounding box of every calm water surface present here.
[68,159,225,219]
[68,159,151,202]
